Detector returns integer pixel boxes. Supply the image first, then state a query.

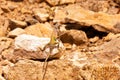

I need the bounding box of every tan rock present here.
[0,37,14,61]
[103,33,120,41]
[53,7,67,23]
[9,19,27,29]
[45,0,60,6]
[25,17,39,25]
[0,20,9,37]
[25,22,53,37]
[54,4,120,33]
[8,28,26,38]
[0,37,13,53]
[46,0,75,6]
[1,5,10,13]
[89,36,99,43]
[60,0,75,4]
[21,8,32,14]
[90,37,120,53]
[34,8,49,22]
[60,30,88,45]
[0,27,5,37]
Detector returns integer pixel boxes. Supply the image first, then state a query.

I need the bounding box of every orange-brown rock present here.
[54,4,120,33]
[25,22,53,37]
[60,30,88,45]
[9,19,27,30]
[34,8,49,22]
[46,0,75,6]
[0,37,13,54]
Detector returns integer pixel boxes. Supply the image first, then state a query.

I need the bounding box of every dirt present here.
[0,0,120,80]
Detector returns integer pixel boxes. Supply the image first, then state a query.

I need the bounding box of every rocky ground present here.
[0,0,120,80]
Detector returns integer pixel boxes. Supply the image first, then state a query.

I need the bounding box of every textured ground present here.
[0,0,120,80]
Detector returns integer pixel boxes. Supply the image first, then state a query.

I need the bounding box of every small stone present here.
[45,0,59,6]
[0,37,13,54]
[0,19,9,37]
[1,6,10,13]
[60,0,75,4]
[34,8,49,22]
[103,33,120,41]
[9,19,27,29]
[28,0,42,3]
[25,17,39,25]
[60,30,88,45]
[8,28,26,38]
[89,36,99,43]
[46,0,75,6]
[8,4,18,11]
[21,8,32,14]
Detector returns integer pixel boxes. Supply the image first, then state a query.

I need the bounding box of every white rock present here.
[14,34,50,51]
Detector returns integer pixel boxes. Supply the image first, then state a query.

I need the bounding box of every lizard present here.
[42,23,61,80]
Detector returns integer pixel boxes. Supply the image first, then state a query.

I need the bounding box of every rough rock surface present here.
[25,23,53,37]
[90,37,120,54]
[14,34,50,51]
[60,30,88,45]
[13,34,64,60]
[3,52,120,80]
[9,19,27,29]
[54,4,120,33]
[0,0,120,80]
[8,28,26,38]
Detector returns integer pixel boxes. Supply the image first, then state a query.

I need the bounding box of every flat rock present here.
[8,28,26,38]
[34,8,49,22]
[54,4,120,33]
[103,33,120,41]
[60,30,88,45]
[14,34,50,51]
[89,37,120,55]
[60,0,75,5]
[9,19,27,30]
[25,23,53,37]
[97,37,120,53]
[46,0,75,6]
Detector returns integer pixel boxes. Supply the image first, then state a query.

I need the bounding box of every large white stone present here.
[14,34,50,51]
